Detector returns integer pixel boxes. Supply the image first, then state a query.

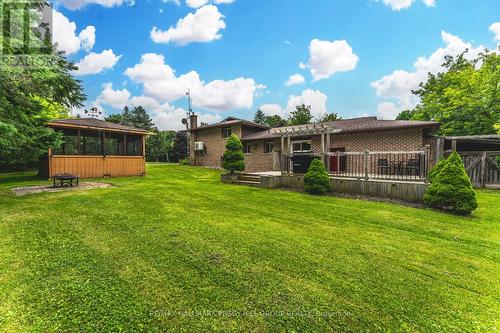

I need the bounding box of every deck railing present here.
[282,148,430,182]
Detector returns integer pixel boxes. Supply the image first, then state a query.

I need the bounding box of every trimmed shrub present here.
[304,159,331,195]
[222,134,245,173]
[424,152,478,216]
[428,157,447,183]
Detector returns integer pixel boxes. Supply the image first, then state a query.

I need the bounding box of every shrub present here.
[221,134,245,173]
[428,158,447,183]
[304,159,331,195]
[424,152,478,216]
[179,159,190,166]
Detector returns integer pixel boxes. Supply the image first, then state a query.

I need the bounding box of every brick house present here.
[188,115,440,173]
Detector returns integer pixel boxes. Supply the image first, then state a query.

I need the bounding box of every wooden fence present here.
[456,151,500,188]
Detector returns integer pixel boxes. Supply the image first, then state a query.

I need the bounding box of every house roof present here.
[190,117,270,132]
[48,118,150,135]
[240,117,440,141]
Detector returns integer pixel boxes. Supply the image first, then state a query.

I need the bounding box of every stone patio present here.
[11,182,113,197]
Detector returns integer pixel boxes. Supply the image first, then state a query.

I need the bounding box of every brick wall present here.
[192,126,426,172]
[191,125,242,168]
[330,128,424,152]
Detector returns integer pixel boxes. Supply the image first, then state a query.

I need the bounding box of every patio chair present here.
[402,158,420,176]
[377,158,391,175]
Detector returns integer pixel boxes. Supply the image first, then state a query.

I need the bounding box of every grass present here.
[0,164,499,332]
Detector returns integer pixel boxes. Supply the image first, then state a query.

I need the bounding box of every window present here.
[222,127,232,138]
[264,141,274,154]
[292,140,312,153]
[243,143,251,154]
[127,135,143,156]
[81,131,102,155]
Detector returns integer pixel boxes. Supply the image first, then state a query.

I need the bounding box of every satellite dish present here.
[181,118,188,125]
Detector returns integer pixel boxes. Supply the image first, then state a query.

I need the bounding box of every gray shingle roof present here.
[48,118,150,134]
[240,117,440,141]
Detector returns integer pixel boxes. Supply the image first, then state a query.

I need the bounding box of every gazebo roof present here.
[48,118,151,135]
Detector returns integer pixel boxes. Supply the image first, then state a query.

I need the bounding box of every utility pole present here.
[185,90,194,162]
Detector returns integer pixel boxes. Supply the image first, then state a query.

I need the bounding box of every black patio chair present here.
[402,158,420,176]
[378,158,391,175]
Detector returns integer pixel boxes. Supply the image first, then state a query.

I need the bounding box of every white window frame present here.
[291,140,312,153]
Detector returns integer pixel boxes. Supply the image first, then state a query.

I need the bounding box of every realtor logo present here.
[1,0,52,64]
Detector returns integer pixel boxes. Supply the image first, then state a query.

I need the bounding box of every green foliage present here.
[0,1,85,169]
[288,104,313,126]
[428,158,447,183]
[146,130,175,162]
[179,158,190,166]
[253,109,267,124]
[398,50,500,136]
[396,110,414,120]
[319,113,342,122]
[304,159,331,195]
[173,131,188,161]
[105,106,154,131]
[221,134,245,173]
[424,152,478,215]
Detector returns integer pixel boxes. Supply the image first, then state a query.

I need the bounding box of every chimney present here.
[189,114,198,130]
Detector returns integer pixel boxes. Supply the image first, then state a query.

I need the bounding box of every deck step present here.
[238,175,262,182]
[233,180,262,187]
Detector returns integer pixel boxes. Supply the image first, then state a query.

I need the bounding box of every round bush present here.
[424,152,478,216]
[304,159,331,195]
[221,134,245,173]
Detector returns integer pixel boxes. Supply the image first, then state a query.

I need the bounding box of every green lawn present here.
[0,164,499,332]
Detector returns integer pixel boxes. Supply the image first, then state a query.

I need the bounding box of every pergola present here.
[274,124,342,173]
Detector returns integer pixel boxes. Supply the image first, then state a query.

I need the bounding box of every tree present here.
[105,106,154,131]
[424,152,478,215]
[319,113,341,122]
[146,130,175,162]
[428,158,447,184]
[396,110,414,121]
[173,131,188,161]
[254,109,267,125]
[304,159,331,195]
[221,134,245,173]
[265,115,288,128]
[397,50,500,136]
[0,1,85,170]
[288,104,313,126]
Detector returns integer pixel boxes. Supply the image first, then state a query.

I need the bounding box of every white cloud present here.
[79,26,96,51]
[377,0,435,11]
[56,0,135,10]
[301,39,359,81]
[286,74,305,87]
[371,31,485,113]
[52,10,96,54]
[377,102,402,120]
[124,53,259,112]
[186,0,234,8]
[286,89,328,118]
[97,83,131,109]
[74,49,122,76]
[490,22,500,41]
[260,104,285,117]
[151,5,225,45]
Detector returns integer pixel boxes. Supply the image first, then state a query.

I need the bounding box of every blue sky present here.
[51,0,500,130]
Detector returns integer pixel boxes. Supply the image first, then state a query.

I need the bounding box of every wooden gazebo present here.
[39,118,150,179]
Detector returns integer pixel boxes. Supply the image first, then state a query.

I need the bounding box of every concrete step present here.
[233,180,262,187]
[237,174,262,182]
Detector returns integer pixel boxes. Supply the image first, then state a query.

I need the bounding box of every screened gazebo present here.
[39,118,150,179]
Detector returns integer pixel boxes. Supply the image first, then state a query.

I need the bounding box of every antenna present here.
[186,89,194,116]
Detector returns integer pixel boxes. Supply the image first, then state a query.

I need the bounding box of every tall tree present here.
[288,104,313,126]
[105,106,154,131]
[319,113,342,122]
[397,50,500,136]
[146,130,175,163]
[173,131,188,161]
[253,109,267,124]
[0,1,85,169]
[265,115,288,128]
